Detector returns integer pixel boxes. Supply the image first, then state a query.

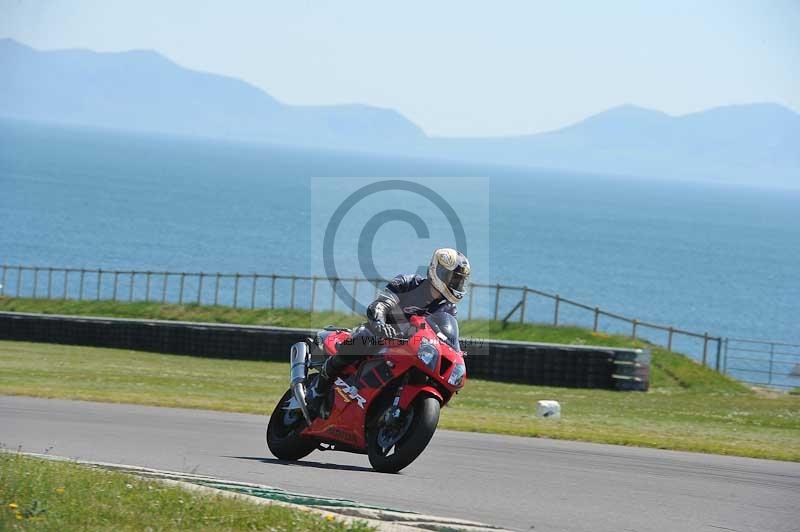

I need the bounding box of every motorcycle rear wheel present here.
[266,389,317,461]
[367,396,440,473]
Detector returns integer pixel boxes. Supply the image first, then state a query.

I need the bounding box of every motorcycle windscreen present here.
[428,311,461,352]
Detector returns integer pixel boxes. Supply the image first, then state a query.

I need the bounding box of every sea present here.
[2,119,798,385]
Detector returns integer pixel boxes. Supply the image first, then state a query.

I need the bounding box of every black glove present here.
[369,319,398,340]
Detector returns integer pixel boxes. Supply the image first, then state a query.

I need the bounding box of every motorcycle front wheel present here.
[367,396,440,473]
[266,389,317,461]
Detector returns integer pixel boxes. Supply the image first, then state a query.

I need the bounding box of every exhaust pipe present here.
[290,341,312,425]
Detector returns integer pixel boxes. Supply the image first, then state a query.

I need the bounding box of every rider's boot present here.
[307,343,368,419]
[307,371,331,420]
[307,356,342,419]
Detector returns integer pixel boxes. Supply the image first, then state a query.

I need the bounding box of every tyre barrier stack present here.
[0,311,649,391]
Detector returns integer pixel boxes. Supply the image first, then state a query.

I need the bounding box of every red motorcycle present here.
[267,313,467,473]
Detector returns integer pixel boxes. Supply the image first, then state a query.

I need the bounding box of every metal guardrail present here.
[0,263,788,383]
[722,338,800,389]
[476,283,722,368]
[0,265,388,312]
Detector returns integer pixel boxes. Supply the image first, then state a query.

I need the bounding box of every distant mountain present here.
[0,39,425,150]
[2,38,798,184]
[429,103,800,183]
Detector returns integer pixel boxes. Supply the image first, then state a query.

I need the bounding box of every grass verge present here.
[1,339,798,461]
[0,452,372,531]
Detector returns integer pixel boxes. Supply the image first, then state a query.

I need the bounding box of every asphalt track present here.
[3,396,799,532]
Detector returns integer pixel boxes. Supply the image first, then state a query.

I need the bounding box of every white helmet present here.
[428,248,471,304]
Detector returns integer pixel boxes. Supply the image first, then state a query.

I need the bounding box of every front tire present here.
[367,396,440,473]
[266,389,317,461]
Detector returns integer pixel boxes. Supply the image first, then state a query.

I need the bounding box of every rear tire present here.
[367,396,440,473]
[266,389,317,461]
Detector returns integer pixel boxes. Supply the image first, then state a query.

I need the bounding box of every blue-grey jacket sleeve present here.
[385,274,423,295]
[365,275,410,323]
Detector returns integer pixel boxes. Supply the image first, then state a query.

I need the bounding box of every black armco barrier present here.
[0,311,649,390]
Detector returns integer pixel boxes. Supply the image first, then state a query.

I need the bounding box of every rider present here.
[309,248,471,417]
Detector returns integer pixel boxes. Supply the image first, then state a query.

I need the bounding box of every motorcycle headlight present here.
[447,363,466,388]
[417,338,439,371]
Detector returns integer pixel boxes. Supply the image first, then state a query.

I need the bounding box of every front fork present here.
[382,372,410,427]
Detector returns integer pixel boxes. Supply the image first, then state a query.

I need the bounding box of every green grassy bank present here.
[0,452,372,531]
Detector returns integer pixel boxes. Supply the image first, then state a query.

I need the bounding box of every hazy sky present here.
[2,0,798,137]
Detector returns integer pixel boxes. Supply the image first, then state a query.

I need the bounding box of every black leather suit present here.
[324,274,457,375]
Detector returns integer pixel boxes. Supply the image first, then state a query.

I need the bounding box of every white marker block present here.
[536,400,561,419]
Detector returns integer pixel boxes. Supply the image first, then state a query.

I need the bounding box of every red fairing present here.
[398,384,443,410]
[323,329,350,355]
[300,314,466,450]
